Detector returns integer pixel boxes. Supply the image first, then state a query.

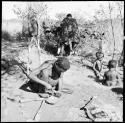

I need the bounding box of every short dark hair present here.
[55,57,70,72]
[108,60,117,68]
[96,52,104,59]
[67,14,72,17]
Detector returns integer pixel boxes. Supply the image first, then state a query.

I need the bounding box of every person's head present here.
[45,27,51,34]
[29,14,36,22]
[108,60,117,69]
[66,14,72,19]
[54,57,70,73]
[96,52,104,61]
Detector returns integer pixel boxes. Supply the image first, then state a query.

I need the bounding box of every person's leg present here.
[60,44,65,56]
[53,83,62,97]
[71,42,77,55]
[57,47,61,55]
[57,42,61,55]
[55,83,59,91]
[104,81,114,86]
[107,81,112,86]
[64,44,70,56]
[72,42,74,51]
[111,81,118,86]
[69,38,73,52]
[94,70,101,82]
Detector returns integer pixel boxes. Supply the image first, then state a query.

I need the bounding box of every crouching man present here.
[28,57,70,97]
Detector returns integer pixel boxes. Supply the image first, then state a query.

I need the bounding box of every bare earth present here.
[1,42,123,122]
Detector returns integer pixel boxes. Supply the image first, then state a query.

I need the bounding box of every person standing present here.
[60,14,78,56]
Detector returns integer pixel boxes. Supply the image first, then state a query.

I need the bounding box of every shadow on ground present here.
[111,87,123,95]
[19,80,45,93]
[87,75,101,84]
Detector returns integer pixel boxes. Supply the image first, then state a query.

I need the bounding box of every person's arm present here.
[60,18,65,27]
[116,73,122,86]
[100,72,106,85]
[32,21,38,36]
[73,19,78,30]
[29,63,52,89]
[102,61,108,69]
[58,73,64,91]
[93,61,99,74]
[103,72,106,81]
[100,61,105,76]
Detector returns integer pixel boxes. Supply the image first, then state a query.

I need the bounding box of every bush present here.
[2,30,13,41]
[45,42,58,56]
[14,32,23,41]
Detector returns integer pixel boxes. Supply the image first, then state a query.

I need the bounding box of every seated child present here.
[93,51,104,80]
[102,60,121,86]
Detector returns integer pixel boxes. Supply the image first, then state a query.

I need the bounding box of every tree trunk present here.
[108,2,116,60]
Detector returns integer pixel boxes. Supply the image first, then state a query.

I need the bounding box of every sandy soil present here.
[1,41,123,122]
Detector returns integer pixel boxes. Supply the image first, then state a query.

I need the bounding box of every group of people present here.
[28,51,122,98]
[22,13,122,100]
[44,14,78,56]
[22,13,76,98]
[93,52,122,87]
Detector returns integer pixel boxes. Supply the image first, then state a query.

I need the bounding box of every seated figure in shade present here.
[102,60,122,87]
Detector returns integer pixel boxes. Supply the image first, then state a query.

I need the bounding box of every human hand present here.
[96,71,100,76]
[99,76,103,80]
[53,91,62,98]
[46,84,52,90]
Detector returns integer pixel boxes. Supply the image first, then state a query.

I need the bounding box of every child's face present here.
[100,57,103,61]
[98,57,103,61]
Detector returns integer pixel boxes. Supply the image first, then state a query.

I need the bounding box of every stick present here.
[33,100,44,120]
[7,96,44,103]
[19,98,44,103]
[80,96,95,121]
[80,96,94,110]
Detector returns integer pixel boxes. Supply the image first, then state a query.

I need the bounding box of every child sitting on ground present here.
[102,60,122,87]
[93,51,104,80]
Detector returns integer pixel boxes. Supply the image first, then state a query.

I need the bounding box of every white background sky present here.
[2,1,124,20]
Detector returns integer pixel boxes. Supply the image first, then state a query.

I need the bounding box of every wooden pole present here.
[108,2,116,60]
[117,2,124,64]
[27,3,31,76]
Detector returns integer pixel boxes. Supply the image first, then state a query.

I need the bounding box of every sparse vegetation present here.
[2,2,123,122]
[2,30,14,41]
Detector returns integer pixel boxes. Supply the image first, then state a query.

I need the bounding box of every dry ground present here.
[1,41,123,122]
